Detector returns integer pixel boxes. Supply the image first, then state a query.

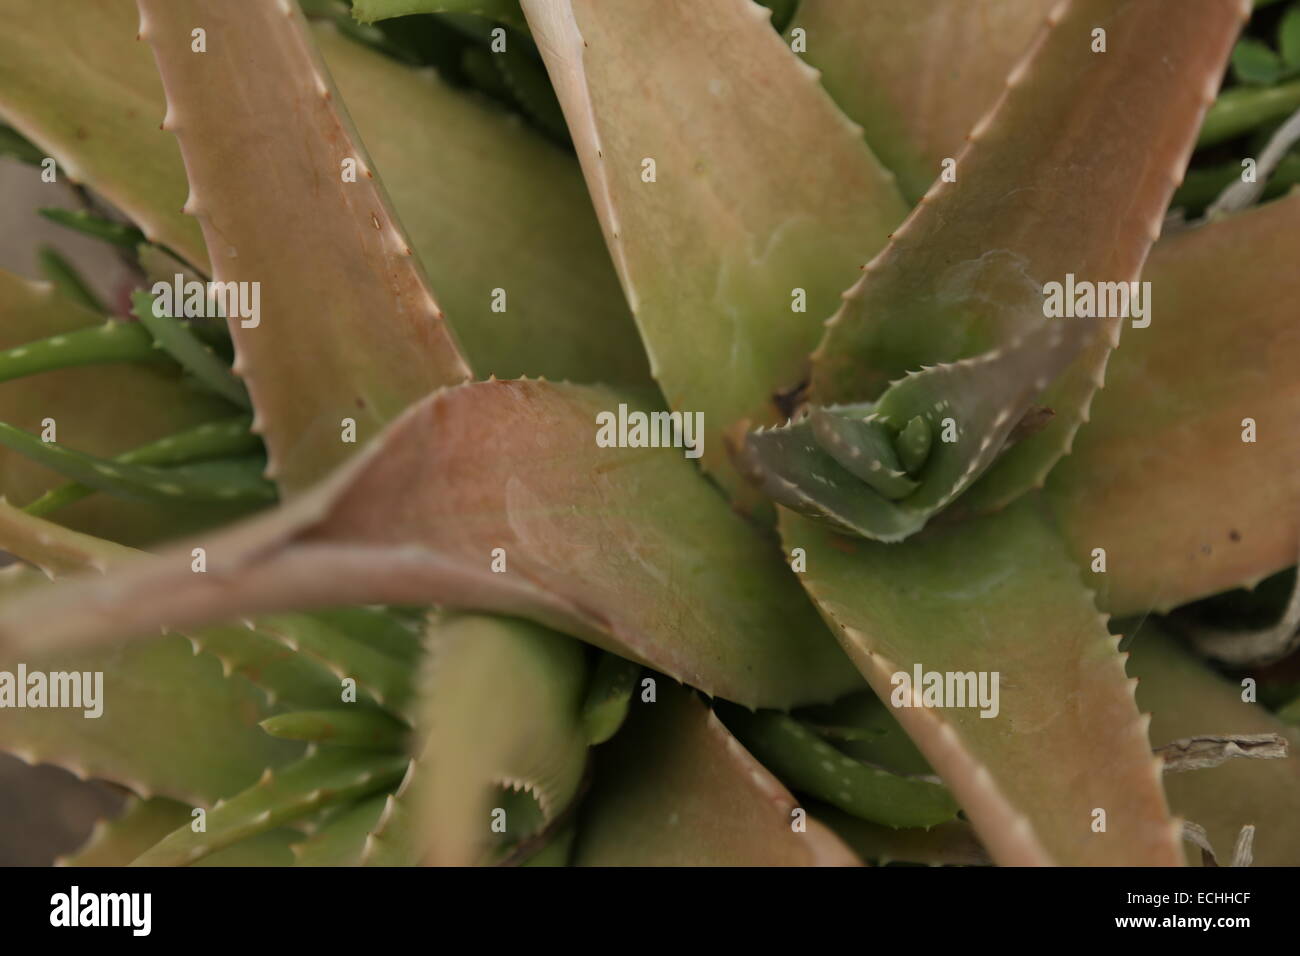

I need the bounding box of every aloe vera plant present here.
[0,0,1297,869]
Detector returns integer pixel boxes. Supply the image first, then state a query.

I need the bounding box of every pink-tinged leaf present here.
[571,682,859,866]
[1130,625,1300,866]
[522,0,907,508]
[1047,194,1300,615]
[0,269,247,544]
[0,0,207,269]
[417,614,589,866]
[790,0,1057,203]
[811,0,1247,513]
[316,26,650,387]
[781,499,1182,866]
[0,379,861,709]
[137,0,472,493]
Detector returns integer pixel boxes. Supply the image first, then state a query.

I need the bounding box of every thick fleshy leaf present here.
[317,25,649,386]
[0,0,207,268]
[790,0,1057,203]
[291,794,388,866]
[571,682,859,866]
[522,0,907,507]
[0,630,297,805]
[780,499,1182,866]
[742,317,1092,542]
[58,796,191,867]
[1129,625,1300,866]
[1048,194,1300,615]
[0,380,861,709]
[138,0,472,493]
[0,269,246,543]
[811,0,1246,514]
[130,748,406,865]
[417,613,588,866]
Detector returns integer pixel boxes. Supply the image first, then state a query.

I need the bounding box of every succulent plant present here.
[0,0,1297,868]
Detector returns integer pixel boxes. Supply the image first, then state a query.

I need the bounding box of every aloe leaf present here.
[811,0,1246,515]
[260,709,407,749]
[416,614,588,865]
[716,704,959,828]
[360,780,421,865]
[291,794,388,866]
[745,318,1093,541]
[1199,77,1300,146]
[129,748,406,866]
[26,415,259,518]
[308,606,422,663]
[789,0,1057,203]
[1047,194,1300,615]
[0,269,244,543]
[316,27,647,387]
[0,625,297,806]
[581,652,640,745]
[0,380,861,709]
[36,246,107,315]
[0,0,207,269]
[0,422,273,505]
[572,683,859,866]
[0,123,44,165]
[138,0,472,494]
[59,797,191,866]
[38,208,147,249]
[810,803,990,867]
[522,0,907,508]
[0,320,160,384]
[780,500,1182,866]
[353,0,528,32]
[130,292,249,409]
[1128,624,1300,866]
[258,614,414,714]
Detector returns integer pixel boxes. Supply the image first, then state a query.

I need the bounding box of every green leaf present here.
[316,26,648,387]
[26,415,260,519]
[580,652,640,745]
[572,683,858,866]
[352,0,528,32]
[38,208,147,249]
[0,0,207,269]
[138,0,472,493]
[416,614,589,865]
[716,704,959,828]
[0,630,298,806]
[0,123,44,165]
[130,749,406,866]
[36,246,106,315]
[1281,5,1300,67]
[1199,78,1300,146]
[523,0,907,509]
[260,709,408,749]
[1046,194,1300,615]
[0,422,274,505]
[780,499,1181,865]
[130,292,250,409]
[290,794,388,866]
[811,0,1247,516]
[0,269,246,544]
[789,0,1057,203]
[809,803,989,867]
[59,797,191,866]
[0,380,862,710]
[1232,37,1285,85]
